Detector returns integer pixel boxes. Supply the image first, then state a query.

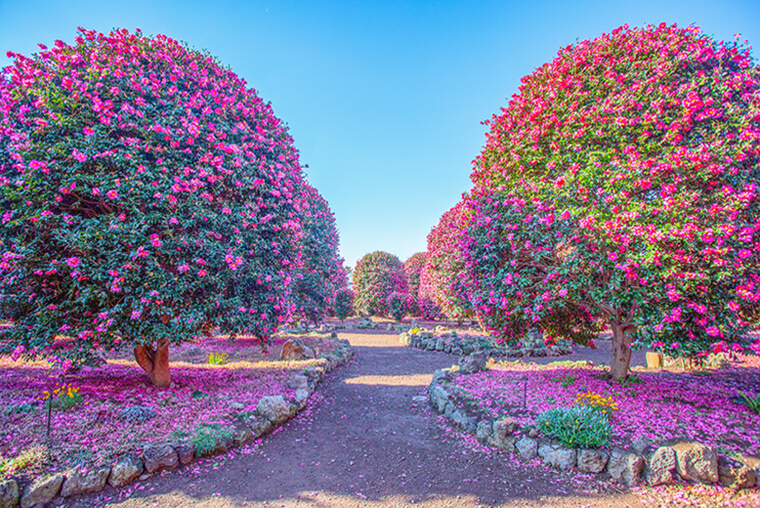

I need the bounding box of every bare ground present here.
[57,332,649,508]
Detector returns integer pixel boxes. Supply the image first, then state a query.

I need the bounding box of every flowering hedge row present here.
[0,29,342,386]
[463,23,760,378]
[352,251,408,317]
[403,252,427,315]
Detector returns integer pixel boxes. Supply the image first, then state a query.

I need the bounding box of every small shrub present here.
[190,424,234,456]
[43,385,83,411]
[207,352,229,365]
[736,392,760,414]
[0,446,49,476]
[536,406,611,449]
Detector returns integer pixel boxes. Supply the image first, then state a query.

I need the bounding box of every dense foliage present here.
[386,291,407,322]
[466,23,760,378]
[333,288,353,321]
[352,251,408,316]
[403,252,426,315]
[421,201,473,321]
[291,184,346,325]
[0,29,311,386]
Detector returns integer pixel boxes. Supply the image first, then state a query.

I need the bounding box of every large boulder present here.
[671,441,719,484]
[61,465,111,497]
[516,437,538,460]
[607,448,645,486]
[20,474,64,508]
[280,339,305,360]
[646,446,677,486]
[458,351,487,374]
[142,443,179,473]
[108,455,144,488]
[538,442,577,470]
[577,449,609,474]
[0,479,19,508]
[718,455,757,490]
[256,395,293,426]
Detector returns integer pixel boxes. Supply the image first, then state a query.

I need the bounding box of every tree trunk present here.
[610,321,632,380]
[134,337,171,388]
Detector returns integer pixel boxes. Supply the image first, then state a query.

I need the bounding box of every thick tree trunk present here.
[610,321,632,380]
[134,337,171,388]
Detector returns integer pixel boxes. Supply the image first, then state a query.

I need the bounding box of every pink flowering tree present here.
[417,265,442,319]
[0,29,309,388]
[422,201,474,322]
[352,251,408,316]
[403,252,427,315]
[291,184,347,325]
[467,24,760,379]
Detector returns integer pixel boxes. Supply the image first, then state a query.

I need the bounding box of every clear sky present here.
[1,0,758,268]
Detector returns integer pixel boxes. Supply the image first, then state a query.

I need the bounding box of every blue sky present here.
[1,0,758,268]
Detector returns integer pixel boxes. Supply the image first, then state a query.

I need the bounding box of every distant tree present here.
[403,252,427,315]
[352,251,408,316]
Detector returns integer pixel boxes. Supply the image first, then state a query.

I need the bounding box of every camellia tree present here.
[291,184,347,325]
[0,28,310,387]
[467,24,760,379]
[403,252,427,315]
[421,201,474,323]
[352,251,408,316]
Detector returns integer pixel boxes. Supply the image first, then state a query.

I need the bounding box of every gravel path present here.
[66,333,643,508]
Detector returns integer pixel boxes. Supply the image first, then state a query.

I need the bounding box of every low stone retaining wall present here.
[0,340,353,508]
[427,355,759,492]
[402,329,573,358]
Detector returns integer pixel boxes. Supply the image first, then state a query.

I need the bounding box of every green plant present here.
[191,391,209,399]
[536,406,611,449]
[613,374,642,388]
[190,424,234,456]
[206,352,229,365]
[0,446,49,477]
[551,373,577,388]
[736,392,760,414]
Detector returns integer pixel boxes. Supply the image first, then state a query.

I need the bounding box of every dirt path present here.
[67,333,643,508]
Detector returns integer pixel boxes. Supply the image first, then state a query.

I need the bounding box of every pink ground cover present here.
[452,355,760,456]
[0,334,336,473]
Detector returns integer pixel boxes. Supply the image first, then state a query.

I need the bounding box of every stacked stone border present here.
[0,339,353,508]
[427,353,759,492]
[400,329,573,359]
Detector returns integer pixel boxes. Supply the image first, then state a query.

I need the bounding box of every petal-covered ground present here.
[452,354,760,456]
[0,334,338,475]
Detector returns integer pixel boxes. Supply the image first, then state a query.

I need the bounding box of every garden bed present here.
[0,333,343,483]
[450,355,760,457]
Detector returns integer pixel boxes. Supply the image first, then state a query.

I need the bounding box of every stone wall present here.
[402,329,573,358]
[0,340,353,508]
[427,355,758,491]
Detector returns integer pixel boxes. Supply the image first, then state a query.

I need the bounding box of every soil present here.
[62,331,645,508]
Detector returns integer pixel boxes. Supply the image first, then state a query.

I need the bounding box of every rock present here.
[718,456,757,490]
[288,374,309,390]
[671,441,718,484]
[0,479,19,508]
[302,346,316,359]
[436,338,446,351]
[487,418,520,450]
[249,416,273,438]
[577,449,609,474]
[142,443,179,473]
[256,395,292,426]
[61,465,111,497]
[229,401,246,411]
[20,474,64,508]
[212,434,234,455]
[476,420,493,442]
[280,339,304,360]
[429,385,450,413]
[120,405,156,423]
[295,388,310,407]
[399,332,411,346]
[494,417,519,436]
[538,442,577,470]
[528,428,538,438]
[431,369,451,385]
[233,428,254,447]
[108,455,144,488]
[458,351,487,374]
[632,438,652,455]
[173,442,196,465]
[646,446,677,486]
[607,448,645,486]
[450,409,477,434]
[516,437,538,460]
